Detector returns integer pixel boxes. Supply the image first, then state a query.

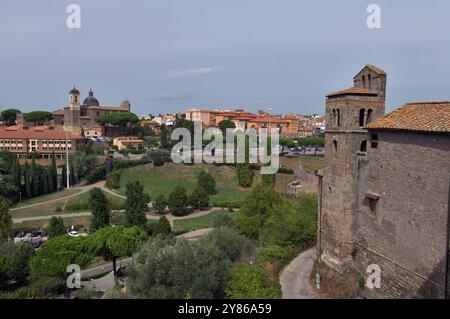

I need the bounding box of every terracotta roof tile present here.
[326,87,378,98]
[0,126,84,140]
[367,102,450,133]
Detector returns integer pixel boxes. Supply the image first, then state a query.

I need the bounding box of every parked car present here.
[68,230,80,237]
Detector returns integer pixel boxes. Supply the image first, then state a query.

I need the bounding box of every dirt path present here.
[10,181,107,212]
[280,248,316,299]
[12,212,92,223]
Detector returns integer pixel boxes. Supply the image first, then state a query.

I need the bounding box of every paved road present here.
[280,248,316,299]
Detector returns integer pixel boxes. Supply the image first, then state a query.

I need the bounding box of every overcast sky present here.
[0,0,449,115]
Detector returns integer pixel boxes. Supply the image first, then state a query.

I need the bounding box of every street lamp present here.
[63,125,71,189]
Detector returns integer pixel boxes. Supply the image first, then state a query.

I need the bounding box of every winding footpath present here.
[280,248,317,299]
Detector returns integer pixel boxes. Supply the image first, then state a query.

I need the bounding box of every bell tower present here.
[67,86,81,129]
[320,65,386,270]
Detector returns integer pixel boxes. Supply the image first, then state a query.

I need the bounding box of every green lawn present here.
[64,191,126,211]
[117,163,251,202]
[173,210,244,233]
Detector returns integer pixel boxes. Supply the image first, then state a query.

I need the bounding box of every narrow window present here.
[368,74,372,89]
[333,140,338,152]
[371,134,378,149]
[332,109,336,126]
[337,109,341,127]
[359,109,366,127]
[362,75,366,88]
[360,140,367,152]
[366,109,373,124]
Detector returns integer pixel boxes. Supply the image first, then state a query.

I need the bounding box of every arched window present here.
[366,109,373,124]
[368,74,372,89]
[337,109,341,127]
[362,75,366,88]
[332,109,336,126]
[333,140,338,152]
[360,140,367,152]
[359,109,365,127]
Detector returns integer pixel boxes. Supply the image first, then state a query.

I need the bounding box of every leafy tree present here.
[90,226,147,277]
[213,214,235,229]
[89,188,111,231]
[236,164,253,188]
[153,216,172,237]
[188,187,209,210]
[205,227,254,263]
[47,216,66,238]
[225,264,281,299]
[124,181,150,228]
[218,119,236,133]
[126,237,231,298]
[0,252,9,287]
[24,111,53,126]
[153,194,167,214]
[236,183,283,239]
[197,171,216,194]
[70,152,97,179]
[8,242,36,283]
[0,198,12,241]
[0,108,21,126]
[167,186,188,216]
[279,137,296,149]
[29,236,93,279]
[160,124,171,149]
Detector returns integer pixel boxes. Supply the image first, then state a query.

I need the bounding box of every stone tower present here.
[320,65,386,269]
[67,86,81,129]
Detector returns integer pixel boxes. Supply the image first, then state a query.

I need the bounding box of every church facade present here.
[53,87,131,131]
[320,65,450,298]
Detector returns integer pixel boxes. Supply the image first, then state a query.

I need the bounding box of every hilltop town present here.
[0,65,449,300]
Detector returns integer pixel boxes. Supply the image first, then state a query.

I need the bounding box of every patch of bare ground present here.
[310,259,364,299]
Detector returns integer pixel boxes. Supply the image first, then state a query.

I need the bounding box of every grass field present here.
[173,210,244,233]
[117,163,253,202]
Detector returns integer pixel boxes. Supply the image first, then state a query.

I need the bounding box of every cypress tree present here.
[11,156,21,187]
[69,162,75,186]
[31,157,38,196]
[47,167,54,192]
[42,169,49,194]
[51,150,57,189]
[24,162,32,198]
[61,165,67,188]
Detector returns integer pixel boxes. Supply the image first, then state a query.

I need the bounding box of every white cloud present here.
[166,67,219,78]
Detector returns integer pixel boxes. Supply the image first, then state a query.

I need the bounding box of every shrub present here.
[197,171,216,194]
[213,214,235,228]
[153,194,167,215]
[152,157,165,167]
[188,187,209,210]
[152,216,172,237]
[236,164,253,188]
[106,170,121,189]
[112,159,150,170]
[277,166,295,174]
[167,186,188,216]
[85,166,106,184]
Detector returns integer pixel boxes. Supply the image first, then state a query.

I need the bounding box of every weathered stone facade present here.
[320,65,450,298]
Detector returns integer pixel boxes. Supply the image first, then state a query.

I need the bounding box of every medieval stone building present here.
[320,65,450,298]
[52,87,131,131]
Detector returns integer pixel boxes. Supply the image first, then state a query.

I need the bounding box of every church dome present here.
[83,89,100,106]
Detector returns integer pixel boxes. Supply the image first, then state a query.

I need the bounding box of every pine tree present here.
[89,188,111,231]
